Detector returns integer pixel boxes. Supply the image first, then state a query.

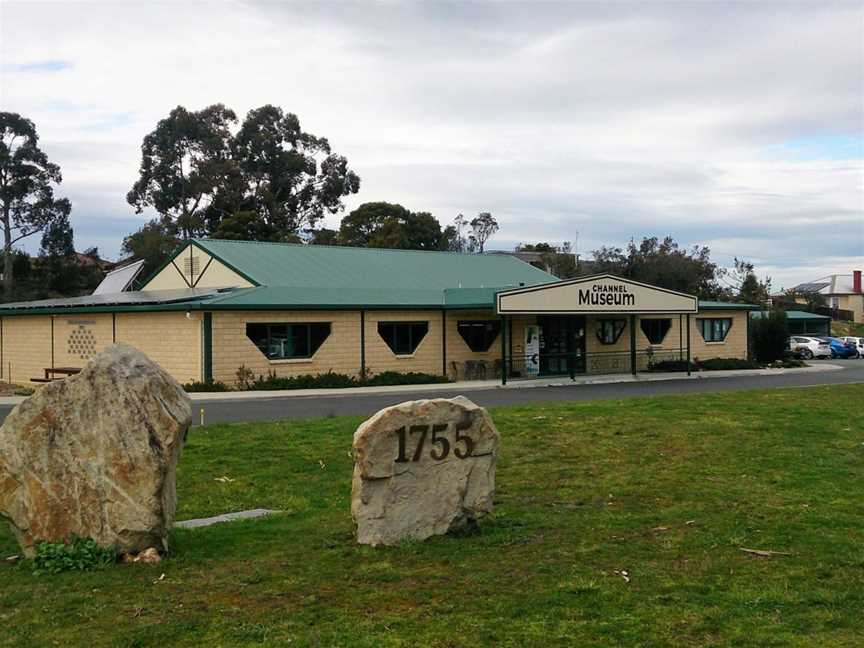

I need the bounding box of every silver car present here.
[788,336,831,360]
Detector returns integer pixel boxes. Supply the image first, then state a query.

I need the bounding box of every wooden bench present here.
[30,367,82,383]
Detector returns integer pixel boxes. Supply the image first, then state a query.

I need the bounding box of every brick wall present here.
[1,311,201,385]
[445,310,499,379]
[582,311,749,370]
[211,310,363,385]
[1,315,52,383]
[689,311,749,361]
[53,314,114,369]
[364,310,444,377]
[114,311,202,384]
[0,307,751,388]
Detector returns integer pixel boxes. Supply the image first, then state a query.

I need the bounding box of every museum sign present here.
[495,274,699,315]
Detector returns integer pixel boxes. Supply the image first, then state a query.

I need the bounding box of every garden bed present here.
[183,370,451,393]
[647,357,807,372]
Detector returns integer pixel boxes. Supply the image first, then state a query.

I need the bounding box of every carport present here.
[750,310,831,337]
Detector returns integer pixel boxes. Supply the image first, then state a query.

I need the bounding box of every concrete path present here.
[183,361,842,401]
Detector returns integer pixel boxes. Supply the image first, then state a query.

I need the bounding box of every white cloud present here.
[0,0,861,285]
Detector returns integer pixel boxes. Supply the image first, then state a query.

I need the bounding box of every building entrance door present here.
[538,316,586,376]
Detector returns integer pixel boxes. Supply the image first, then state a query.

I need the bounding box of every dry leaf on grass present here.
[613,569,631,583]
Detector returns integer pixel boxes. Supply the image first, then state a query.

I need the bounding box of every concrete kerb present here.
[0,363,846,406]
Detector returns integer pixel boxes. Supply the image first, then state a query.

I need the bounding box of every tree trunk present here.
[3,213,12,302]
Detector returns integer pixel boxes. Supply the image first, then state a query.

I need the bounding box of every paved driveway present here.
[1,359,861,427]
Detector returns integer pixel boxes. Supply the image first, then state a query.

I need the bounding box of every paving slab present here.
[175,508,280,529]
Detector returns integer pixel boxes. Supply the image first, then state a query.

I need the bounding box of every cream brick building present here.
[0,239,756,386]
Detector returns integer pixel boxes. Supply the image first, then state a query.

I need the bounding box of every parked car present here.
[817,336,859,359]
[839,336,864,358]
[788,336,831,360]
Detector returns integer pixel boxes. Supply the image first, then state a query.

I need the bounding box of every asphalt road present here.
[2,360,862,427]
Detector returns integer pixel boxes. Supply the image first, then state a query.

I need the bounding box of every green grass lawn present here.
[1,385,863,647]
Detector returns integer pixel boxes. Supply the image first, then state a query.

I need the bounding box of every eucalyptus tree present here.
[338,202,444,250]
[469,212,498,253]
[127,104,238,239]
[0,112,72,301]
[127,104,360,244]
[232,105,360,238]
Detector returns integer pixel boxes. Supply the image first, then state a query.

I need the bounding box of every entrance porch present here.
[498,313,693,383]
[495,275,699,385]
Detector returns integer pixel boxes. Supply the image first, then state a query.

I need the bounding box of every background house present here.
[789,270,863,323]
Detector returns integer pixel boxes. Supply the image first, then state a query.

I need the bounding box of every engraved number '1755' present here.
[394,422,474,463]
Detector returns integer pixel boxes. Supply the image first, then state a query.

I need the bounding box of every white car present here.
[839,336,864,359]
[788,336,831,360]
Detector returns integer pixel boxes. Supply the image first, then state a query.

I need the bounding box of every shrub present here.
[250,370,359,390]
[647,358,761,372]
[34,538,115,575]
[236,369,451,391]
[365,371,451,386]
[646,359,696,372]
[751,310,789,363]
[768,358,807,369]
[183,380,231,392]
[697,358,761,371]
[235,364,255,390]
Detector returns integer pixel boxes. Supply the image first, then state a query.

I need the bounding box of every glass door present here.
[538,316,586,376]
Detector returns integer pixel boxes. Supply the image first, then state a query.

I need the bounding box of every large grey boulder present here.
[351,396,499,546]
[0,343,191,557]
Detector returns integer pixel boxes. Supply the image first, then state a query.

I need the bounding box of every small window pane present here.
[640,319,672,345]
[698,318,732,342]
[246,322,331,359]
[596,319,626,345]
[247,323,269,356]
[396,325,412,354]
[378,321,429,355]
[457,320,501,352]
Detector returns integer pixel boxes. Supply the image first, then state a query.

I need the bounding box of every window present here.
[378,321,428,355]
[457,320,501,352]
[246,323,330,360]
[698,318,732,343]
[640,319,671,345]
[596,319,626,345]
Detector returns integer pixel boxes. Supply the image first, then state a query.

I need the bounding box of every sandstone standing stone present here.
[351,396,499,546]
[0,343,191,557]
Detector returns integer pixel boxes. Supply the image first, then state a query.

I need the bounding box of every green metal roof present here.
[697,300,759,311]
[190,239,556,290]
[201,286,504,310]
[0,239,760,316]
[750,310,831,320]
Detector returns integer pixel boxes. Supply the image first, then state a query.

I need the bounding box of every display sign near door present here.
[524,324,540,375]
[496,274,698,315]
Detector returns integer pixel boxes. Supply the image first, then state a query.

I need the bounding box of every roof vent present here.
[183,256,202,280]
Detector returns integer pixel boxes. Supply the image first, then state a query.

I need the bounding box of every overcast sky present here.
[1,1,862,289]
